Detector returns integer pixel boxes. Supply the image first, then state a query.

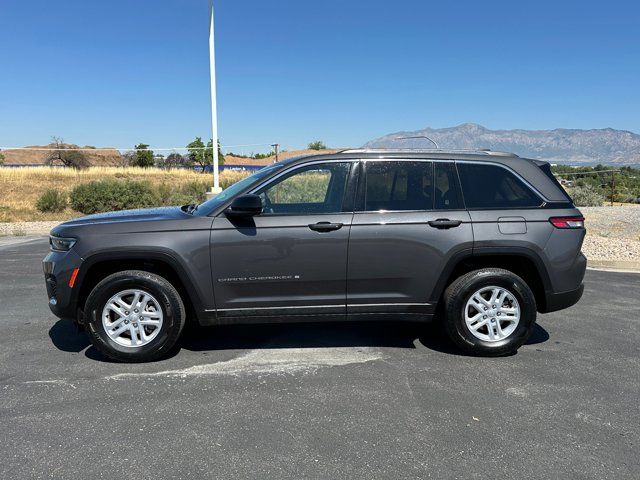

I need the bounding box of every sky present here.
[0,0,639,153]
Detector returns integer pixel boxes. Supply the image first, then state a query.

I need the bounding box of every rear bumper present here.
[541,283,584,313]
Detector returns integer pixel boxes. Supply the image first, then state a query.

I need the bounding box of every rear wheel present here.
[84,270,186,362]
[443,268,536,356]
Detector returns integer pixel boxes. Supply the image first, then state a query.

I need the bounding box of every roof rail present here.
[338,148,519,157]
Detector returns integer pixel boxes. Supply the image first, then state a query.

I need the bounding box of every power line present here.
[0,143,277,152]
[554,169,620,176]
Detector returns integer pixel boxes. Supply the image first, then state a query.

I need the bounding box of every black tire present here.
[442,268,536,356]
[84,270,186,362]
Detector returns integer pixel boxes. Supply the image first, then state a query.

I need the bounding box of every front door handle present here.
[308,222,343,232]
[428,218,462,229]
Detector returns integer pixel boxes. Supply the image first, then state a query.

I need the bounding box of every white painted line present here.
[106,347,383,380]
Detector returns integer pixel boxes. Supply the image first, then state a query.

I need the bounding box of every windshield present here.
[194,163,282,215]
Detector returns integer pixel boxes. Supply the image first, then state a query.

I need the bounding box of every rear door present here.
[456,161,551,251]
[346,160,473,318]
[210,160,357,321]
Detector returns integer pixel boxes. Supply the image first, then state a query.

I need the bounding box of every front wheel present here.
[442,268,536,356]
[84,270,186,362]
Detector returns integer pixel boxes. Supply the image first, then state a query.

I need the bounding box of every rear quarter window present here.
[457,163,542,209]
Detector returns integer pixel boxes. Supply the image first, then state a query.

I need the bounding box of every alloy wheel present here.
[464,285,521,342]
[101,289,164,347]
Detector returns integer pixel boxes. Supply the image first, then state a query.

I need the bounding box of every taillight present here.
[549,216,585,229]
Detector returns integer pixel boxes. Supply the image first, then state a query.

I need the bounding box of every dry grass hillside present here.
[2,145,337,167]
[0,167,248,222]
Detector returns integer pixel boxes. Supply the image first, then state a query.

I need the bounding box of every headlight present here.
[50,236,76,252]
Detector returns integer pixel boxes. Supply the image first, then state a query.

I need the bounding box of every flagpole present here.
[209,0,221,193]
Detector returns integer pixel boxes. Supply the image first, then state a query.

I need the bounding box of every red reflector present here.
[549,216,585,229]
[68,268,80,288]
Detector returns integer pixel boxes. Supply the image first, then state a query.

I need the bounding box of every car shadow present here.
[416,322,549,356]
[179,320,550,357]
[49,318,550,361]
[48,319,91,353]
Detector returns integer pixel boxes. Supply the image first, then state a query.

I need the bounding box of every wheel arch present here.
[431,247,552,312]
[74,249,207,324]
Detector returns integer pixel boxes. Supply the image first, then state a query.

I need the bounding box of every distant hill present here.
[365,123,640,165]
[2,143,122,166]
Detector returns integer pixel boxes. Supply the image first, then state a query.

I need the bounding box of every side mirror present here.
[226,194,263,216]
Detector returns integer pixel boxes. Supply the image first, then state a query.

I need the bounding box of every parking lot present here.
[1,237,638,479]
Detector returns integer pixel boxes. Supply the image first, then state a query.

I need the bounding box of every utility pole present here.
[611,171,615,206]
[208,0,221,195]
[271,143,279,163]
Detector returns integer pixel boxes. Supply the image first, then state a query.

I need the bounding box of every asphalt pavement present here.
[0,238,638,479]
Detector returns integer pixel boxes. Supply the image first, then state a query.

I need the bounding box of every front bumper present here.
[43,249,83,321]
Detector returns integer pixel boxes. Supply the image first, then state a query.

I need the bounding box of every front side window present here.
[255,162,352,214]
[457,163,542,209]
[364,161,433,211]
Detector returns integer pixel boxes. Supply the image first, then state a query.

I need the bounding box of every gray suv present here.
[43,149,586,362]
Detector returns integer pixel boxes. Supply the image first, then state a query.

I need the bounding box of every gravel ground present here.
[2,207,639,262]
[580,206,640,240]
[580,206,640,261]
[0,221,60,236]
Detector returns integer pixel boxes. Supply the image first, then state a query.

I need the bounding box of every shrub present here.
[220,170,250,189]
[308,140,326,150]
[568,184,604,207]
[36,189,67,212]
[154,181,210,206]
[70,179,157,214]
[178,180,210,204]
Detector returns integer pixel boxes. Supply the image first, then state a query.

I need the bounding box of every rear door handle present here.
[308,221,343,232]
[428,218,462,229]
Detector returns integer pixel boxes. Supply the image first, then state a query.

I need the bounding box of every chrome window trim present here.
[248,158,357,195]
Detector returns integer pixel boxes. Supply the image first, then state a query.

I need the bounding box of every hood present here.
[60,206,189,226]
[50,206,194,237]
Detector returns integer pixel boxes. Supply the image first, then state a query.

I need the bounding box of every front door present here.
[347,160,473,318]
[211,161,356,321]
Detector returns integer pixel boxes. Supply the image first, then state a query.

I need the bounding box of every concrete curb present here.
[587,259,640,273]
[0,235,47,250]
[0,221,61,237]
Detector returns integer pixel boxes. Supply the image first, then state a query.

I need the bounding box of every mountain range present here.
[365,124,640,165]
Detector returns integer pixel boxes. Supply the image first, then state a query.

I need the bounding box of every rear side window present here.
[537,162,574,204]
[434,162,463,210]
[457,163,542,209]
[364,161,433,211]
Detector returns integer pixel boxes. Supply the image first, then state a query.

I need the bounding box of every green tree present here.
[133,143,154,168]
[0,152,5,165]
[205,139,225,167]
[308,140,327,150]
[187,137,208,173]
[187,137,224,173]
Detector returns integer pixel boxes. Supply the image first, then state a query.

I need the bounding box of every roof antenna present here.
[394,135,440,149]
